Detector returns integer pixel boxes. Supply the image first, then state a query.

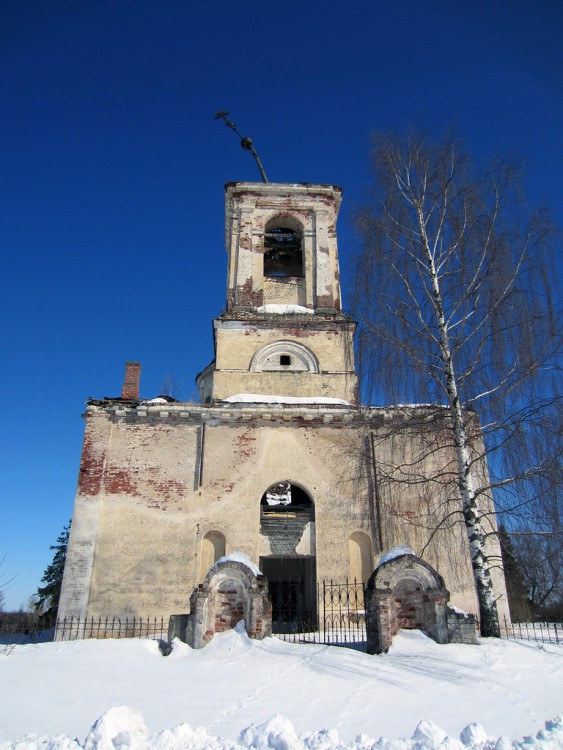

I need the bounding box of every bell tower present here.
[197,182,358,404]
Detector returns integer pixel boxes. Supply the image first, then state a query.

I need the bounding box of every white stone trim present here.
[249,340,319,373]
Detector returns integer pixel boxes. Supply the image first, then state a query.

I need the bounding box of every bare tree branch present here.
[353,129,562,634]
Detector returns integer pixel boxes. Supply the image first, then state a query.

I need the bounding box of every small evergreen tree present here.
[35,522,70,627]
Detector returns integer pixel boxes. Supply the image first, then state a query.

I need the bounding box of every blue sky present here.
[1,1,562,610]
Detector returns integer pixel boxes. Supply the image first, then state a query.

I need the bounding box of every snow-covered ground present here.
[0,626,561,750]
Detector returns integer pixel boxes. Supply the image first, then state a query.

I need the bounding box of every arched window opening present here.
[348,531,373,584]
[199,530,226,582]
[264,226,303,278]
[260,482,314,521]
[250,340,319,373]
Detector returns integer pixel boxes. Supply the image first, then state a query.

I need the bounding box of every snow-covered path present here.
[0,627,561,749]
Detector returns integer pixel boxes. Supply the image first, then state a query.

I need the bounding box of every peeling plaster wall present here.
[59,182,510,630]
[372,425,480,613]
[225,183,342,313]
[211,318,357,403]
[59,404,510,625]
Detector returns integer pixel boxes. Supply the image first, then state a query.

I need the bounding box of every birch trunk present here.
[420,212,500,637]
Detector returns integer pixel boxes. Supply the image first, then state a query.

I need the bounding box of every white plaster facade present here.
[58,182,510,630]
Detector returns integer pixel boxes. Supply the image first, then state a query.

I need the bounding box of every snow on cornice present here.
[211,551,262,577]
[255,304,314,314]
[377,546,416,568]
[223,393,352,405]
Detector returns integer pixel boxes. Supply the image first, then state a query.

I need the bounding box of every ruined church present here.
[58,181,509,640]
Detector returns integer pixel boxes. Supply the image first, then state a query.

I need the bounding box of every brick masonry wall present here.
[121,362,141,400]
[447,610,479,644]
[213,585,246,632]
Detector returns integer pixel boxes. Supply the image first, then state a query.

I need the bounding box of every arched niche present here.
[348,531,373,584]
[199,530,226,582]
[250,340,319,373]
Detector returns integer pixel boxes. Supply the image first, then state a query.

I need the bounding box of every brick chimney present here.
[121,361,141,400]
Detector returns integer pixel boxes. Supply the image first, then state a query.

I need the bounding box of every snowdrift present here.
[0,627,561,750]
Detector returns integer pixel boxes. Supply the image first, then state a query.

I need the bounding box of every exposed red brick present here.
[77,431,106,496]
[316,294,335,309]
[236,278,263,307]
[104,469,140,496]
[234,431,257,459]
[121,362,141,400]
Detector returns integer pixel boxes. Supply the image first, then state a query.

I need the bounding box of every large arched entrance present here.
[259,481,316,633]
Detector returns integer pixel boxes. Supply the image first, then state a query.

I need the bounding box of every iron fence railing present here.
[0,616,168,646]
[2,606,560,651]
[55,616,168,641]
[500,617,561,645]
[273,579,368,652]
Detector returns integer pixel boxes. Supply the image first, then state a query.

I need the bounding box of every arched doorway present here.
[259,481,316,633]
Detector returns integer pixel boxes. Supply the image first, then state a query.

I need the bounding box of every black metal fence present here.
[500,617,561,645]
[2,604,560,652]
[0,616,168,646]
[55,616,168,641]
[273,579,368,652]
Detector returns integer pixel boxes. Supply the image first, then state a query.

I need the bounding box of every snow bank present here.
[223,394,352,406]
[1,631,561,748]
[4,709,562,750]
[83,707,149,750]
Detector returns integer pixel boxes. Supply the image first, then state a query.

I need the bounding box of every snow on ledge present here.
[211,551,262,577]
[449,604,470,616]
[377,545,416,568]
[255,304,314,314]
[223,393,352,406]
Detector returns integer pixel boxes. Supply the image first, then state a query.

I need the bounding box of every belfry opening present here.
[263,225,303,278]
[259,482,316,633]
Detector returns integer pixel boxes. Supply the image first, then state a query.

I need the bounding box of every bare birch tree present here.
[353,131,561,636]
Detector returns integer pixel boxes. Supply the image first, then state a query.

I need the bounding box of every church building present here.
[58,181,509,634]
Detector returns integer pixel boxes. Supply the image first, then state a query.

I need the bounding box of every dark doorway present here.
[260,556,316,633]
[260,482,317,634]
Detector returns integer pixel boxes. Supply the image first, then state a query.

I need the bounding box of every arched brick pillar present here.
[365,552,450,653]
[186,557,271,649]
